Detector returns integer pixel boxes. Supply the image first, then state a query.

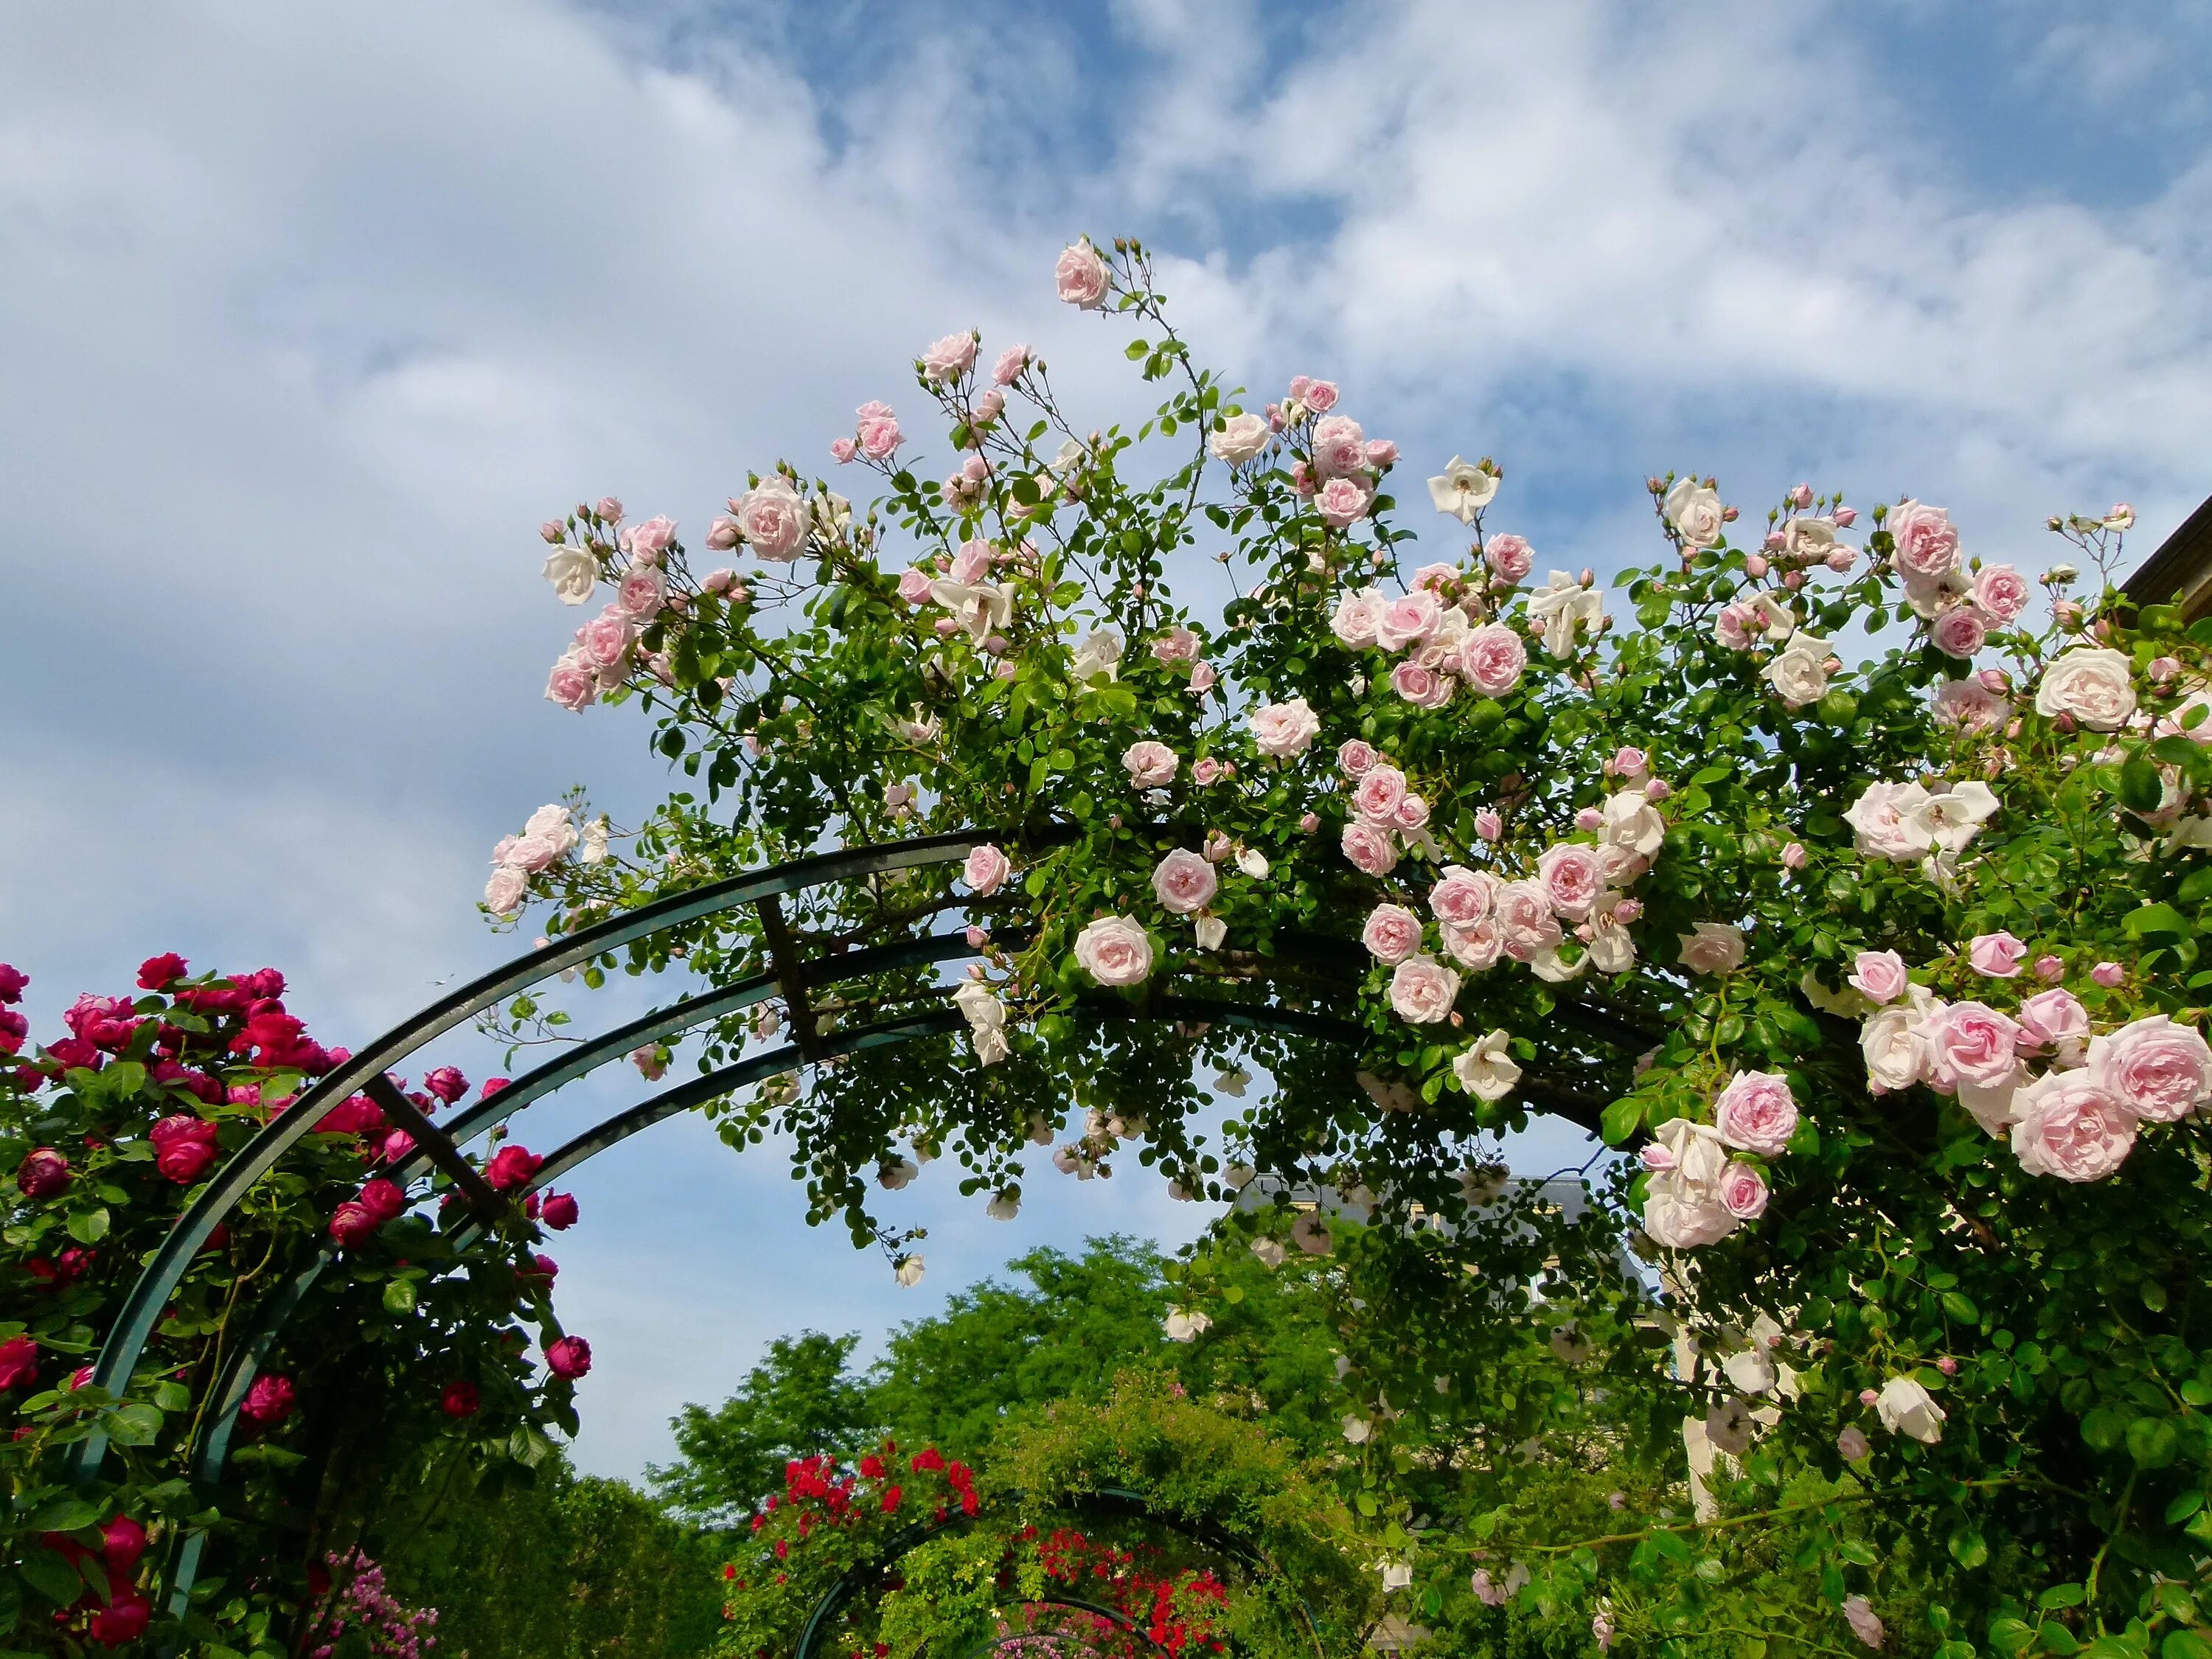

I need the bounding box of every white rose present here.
[1208,411,1271,465]
[1899,781,2000,855]
[1426,456,1499,524]
[1526,570,1605,658]
[1843,781,1930,861]
[2034,647,2137,731]
[1663,476,1725,548]
[1677,922,1746,975]
[1874,1376,1946,1443]
[894,1255,925,1287]
[1163,1308,1214,1342]
[1251,1236,1287,1268]
[1761,635,1835,709]
[1452,1029,1521,1102]
[542,546,599,605]
[1194,915,1226,951]
[1602,790,1666,859]
[1071,627,1124,684]
[1860,1004,1924,1091]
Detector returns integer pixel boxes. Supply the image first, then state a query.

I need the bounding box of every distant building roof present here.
[2124,494,2212,622]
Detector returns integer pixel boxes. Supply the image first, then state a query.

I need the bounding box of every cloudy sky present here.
[4,0,2209,1478]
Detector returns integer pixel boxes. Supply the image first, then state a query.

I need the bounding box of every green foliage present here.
[653,1332,876,1525]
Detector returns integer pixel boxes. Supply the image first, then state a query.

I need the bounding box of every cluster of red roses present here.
[39,1514,151,1647]
[1027,1529,1229,1659]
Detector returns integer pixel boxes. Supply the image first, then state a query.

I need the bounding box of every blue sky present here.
[4,0,2210,1478]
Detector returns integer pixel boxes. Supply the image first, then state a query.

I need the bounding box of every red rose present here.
[15,1147,71,1199]
[90,1590,151,1647]
[485,1146,543,1192]
[422,1066,467,1105]
[242,1374,296,1424]
[539,1191,580,1230]
[102,1516,147,1571]
[359,1178,407,1222]
[544,1335,591,1379]
[881,1486,902,1514]
[440,1380,480,1418]
[136,953,188,990]
[148,1116,220,1185]
[327,1202,378,1249]
[0,1336,39,1391]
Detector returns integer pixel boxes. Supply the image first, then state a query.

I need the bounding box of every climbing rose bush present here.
[1,956,589,1656]
[496,233,2212,1653]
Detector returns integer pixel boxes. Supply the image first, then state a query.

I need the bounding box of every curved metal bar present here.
[73,829,993,1478]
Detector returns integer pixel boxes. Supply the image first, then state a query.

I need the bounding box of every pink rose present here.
[2093,961,2125,988]
[1341,821,1399,877]
[1150,627,1200,663]
[1338,739,1377,776]
[1972,563,2029,622]
[1301,380,1340,413]
[1930,606,1986,659]
[150,1115,220,1184]
[1055,239,1110,308]
[1485,533,1535,583]
[1391,659,1454,709]
[242,1374,296,1424]
[2087,1015,2212,1123]
[1428,866,1495,926]
[1889,499,1960,579]
[1152,850,1219,916]
[1189,661,1217,694]
[1535,843,1606,921]
[1967,931,2028,978]
[1718,1161,1769,1220]
[830,436,858,463]
[1248,698,1321,757]
[1352,765,1408,824]
[616,563,665,620]
[1608,746,1649,779]
[734,479,808,560]
[1931,1001,2025,1089]
[858,411,903,460]
[2010,1071,2135,1180]
[993,344,1030,386]
[594,496,624,523]
[1495,880,1562,958]
[1712,1071,1798,1157]
[574,607,636,674]
[1123,740,1179,787]
[484,867,528,913]
[1315,475,1372,528]
[920,332,977,383]
[1310,415,1368,478]
[1366,439,1399,468]
[962,844,1010,896]
[625,515,676,562]
[898,567,933,605]
[1074,916,1152,985]
[1330,588,1385,647]
[1362,903,1425,964]
[485,1144,543,1192]
[545,652,598,712]
[2017,987,2088,1054]
[1192,757,1226,787]
[1933,677,2008,733]
[950,538,992,585]
[1848,950,1909,1004]
[1374,590,1443,650]
[1475,807,1503,842]
[1388,955,1461,1023]
[1457,625,1528,697]
[1394,793,1430,831]
[1441,916,1504,970]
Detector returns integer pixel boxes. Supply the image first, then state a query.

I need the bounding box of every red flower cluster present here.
[42,1514,150,1647]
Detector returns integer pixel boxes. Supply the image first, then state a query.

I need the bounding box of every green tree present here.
[651,1331,877,1523]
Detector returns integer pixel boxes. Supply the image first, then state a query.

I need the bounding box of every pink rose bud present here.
[1579,567,1595,587]
[1784,570,1805,590]
[1781,842,1806,869]
[1937,1356,1958,1376]
[2054,600,2084,626]
[1107,814,1122,830]
[1790,484,1814,508]
[1976,667,2010,693]
[706,516,741,550]
[933,616,959,637]
[540,521,565,544]
[1859,1388,1879,1407]
[2091,961,2124,987]
[594,497,623,522]
[2034,954,2064,981]
[1646,779,1672,801]
[1826,546,1854,572]
[1744,554,1770,578]
[1575,807,1604,832]
[830,436,858,464]
[1613,898,1643,922]
[1475,808,1503,842]
[1721,505,1739,521]
[1300,813,1319,832]
[2151,655,2182,685]
[1763,531,1785,552]
[1834,507,1857,527]
[965,925,988,947]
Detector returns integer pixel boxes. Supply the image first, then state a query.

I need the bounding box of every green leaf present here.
[2166,1489,2206,1523]
[2079,1407,2126,1451]
[106,1402,163,1447]
[1599,1096,1644,1147]
[1947,1526,1989,1568]
[2121,755,2167,813]
[29,1497,102,1534]
[66,1208,110,1245]
[1989,1619,2035,1657]
[2162,1633,2212,1659]
[18,1548,83,1610]
[383,1279,419,1316]
[2125,902,2189,942]
[2128,1413,2180,1468]
[2039,1582,2087,1610]
[1941,1290,1980,1324]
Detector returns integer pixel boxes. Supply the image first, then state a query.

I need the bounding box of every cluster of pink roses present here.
[484,802,596,914]
[1879,498,2030,661]
[1638,1071,1799,1248]
[1279,386,1397,530]
[1331,570,1532,712]
[1848,943,2212,1180]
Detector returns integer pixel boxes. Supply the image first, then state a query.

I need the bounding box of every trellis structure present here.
[66,829,1616,1613]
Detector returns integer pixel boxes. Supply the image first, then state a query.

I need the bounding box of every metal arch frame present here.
[793,1485,1325,1659]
